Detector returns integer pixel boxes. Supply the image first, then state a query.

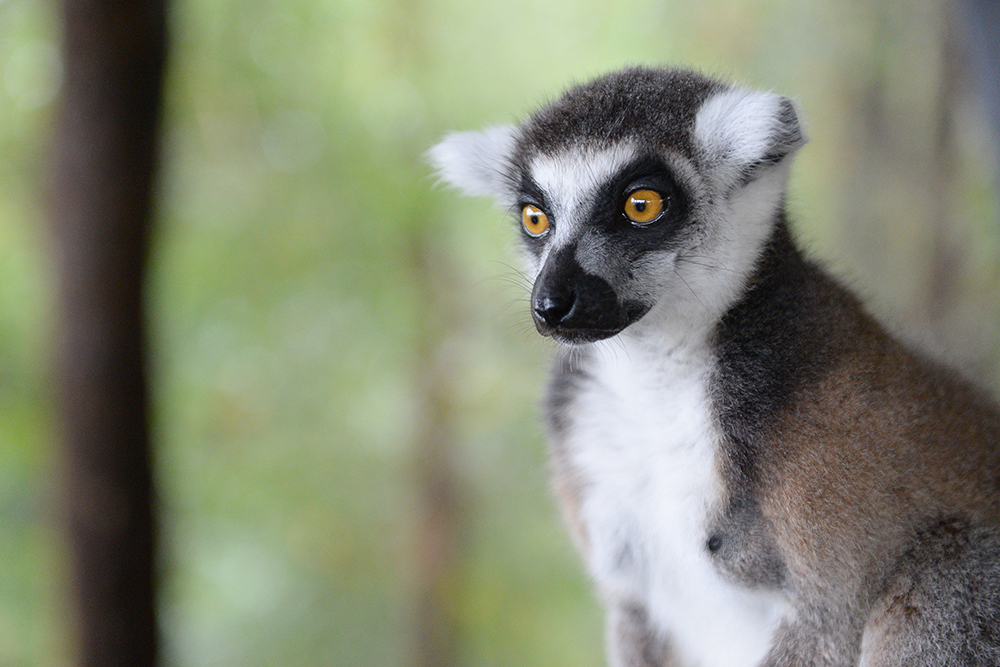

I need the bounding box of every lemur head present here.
[430,67,805,344]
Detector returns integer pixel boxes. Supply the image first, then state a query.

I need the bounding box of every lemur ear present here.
[428,125,519,199]
[694,89,806,188]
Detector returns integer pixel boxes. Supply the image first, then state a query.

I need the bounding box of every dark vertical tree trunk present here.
[50,1,168,665]
[410,232,462,667]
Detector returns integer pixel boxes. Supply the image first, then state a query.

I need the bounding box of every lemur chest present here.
[555,343,788,667]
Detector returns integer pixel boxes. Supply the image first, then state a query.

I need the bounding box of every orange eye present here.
[624,189,664,224]
[522,204,550,237]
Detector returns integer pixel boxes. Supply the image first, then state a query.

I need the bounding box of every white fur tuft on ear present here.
[427,125,519,199]
[694,88,806,188]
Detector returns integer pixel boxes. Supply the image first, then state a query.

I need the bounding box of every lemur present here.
[429,67,1000,666]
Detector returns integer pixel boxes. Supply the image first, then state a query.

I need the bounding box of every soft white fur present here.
[426,125,519,201]
[575,335,790,667]
[694,88,803,191]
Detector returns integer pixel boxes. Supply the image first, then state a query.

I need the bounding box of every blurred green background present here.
[2,0,1000,665]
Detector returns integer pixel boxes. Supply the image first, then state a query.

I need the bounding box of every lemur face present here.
[430,67,806,344]
[514,145,698,343]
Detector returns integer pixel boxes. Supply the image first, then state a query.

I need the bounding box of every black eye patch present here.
[589,156,689,239]
[515,173,549,213]
[513,155,690,254]
[508,173,552,252]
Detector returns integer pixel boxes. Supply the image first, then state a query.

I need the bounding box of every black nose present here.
[533,294,575,327]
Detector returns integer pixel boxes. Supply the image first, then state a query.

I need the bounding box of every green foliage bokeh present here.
[1,0,999,665]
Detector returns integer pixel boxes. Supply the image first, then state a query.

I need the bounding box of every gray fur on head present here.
[430,66,806,205]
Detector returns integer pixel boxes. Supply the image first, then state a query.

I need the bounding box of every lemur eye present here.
[624,189,665,224]
[522,204,550,237]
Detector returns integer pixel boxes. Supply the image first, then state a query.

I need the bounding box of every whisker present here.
[490,260,534,285]
[614,334,631,362]
[675,255,740,274]
[673,268,707,313]
[594,338,623,367]
[502,312,539,341]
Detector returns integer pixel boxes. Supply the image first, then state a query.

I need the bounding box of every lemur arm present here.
[606,602,681,667]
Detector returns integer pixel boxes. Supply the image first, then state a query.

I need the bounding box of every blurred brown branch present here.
[50,0,168,665]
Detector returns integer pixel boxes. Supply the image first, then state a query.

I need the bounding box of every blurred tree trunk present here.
[927,6,962,326]
[410,232,463,667]
[50,0,168,665]
[927,1,1000,378]
[959,0,1000,383]
[962,0,1000,167]
[843,0,999,377]
[382,0,466,663]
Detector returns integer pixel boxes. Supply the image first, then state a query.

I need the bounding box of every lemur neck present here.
[711,216,859,485]
[732,214,803,302]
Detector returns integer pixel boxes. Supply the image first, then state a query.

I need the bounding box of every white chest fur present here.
[564,336,788,667]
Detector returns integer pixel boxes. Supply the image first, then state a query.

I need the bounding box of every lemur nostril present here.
[534,295,574,326]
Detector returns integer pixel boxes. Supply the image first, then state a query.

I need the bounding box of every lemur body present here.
[430,67,1000,666]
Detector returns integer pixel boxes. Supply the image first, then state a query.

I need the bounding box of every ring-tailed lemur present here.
[429,67,1000,667]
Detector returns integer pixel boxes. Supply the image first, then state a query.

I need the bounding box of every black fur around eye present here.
[602,157,685,229]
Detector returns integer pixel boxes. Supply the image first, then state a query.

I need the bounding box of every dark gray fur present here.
[707,494,786,590]
[513,68,719,165]
[608,603,679,667]
[861,521,1000,666]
